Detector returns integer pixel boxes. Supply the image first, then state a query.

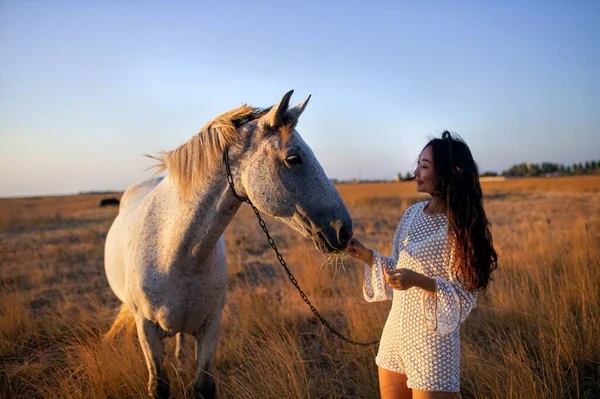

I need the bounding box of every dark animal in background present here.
[100,198,120,207]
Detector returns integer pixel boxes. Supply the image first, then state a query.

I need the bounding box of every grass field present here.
[1,176,599,398]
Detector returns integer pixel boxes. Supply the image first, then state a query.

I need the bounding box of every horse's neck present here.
[156,170,241,270]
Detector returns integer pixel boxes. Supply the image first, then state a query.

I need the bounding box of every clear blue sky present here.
[1,0,598,197]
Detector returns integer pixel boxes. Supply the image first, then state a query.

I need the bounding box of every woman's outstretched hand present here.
[346,238,374,264]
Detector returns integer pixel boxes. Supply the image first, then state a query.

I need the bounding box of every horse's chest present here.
[132,270,227,334]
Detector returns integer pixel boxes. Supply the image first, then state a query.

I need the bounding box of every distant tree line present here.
[498,160,600,178]
[397,159,599,180]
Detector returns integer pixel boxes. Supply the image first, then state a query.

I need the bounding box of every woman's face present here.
[414,145,436,195]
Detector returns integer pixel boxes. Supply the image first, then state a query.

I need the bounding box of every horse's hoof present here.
[194,381,216,399]
[149,379,170,399]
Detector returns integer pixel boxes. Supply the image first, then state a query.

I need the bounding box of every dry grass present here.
[1,176,599,398]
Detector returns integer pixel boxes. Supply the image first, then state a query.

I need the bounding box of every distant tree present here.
[519,163,529,176]
[540,162,559,176]
[502,163,528,177]
[481,171,498,177]
[502,159,600,177]
[541,162,549,174]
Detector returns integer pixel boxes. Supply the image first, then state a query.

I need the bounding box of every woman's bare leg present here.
[412,389,458,399]
[378,366,412,399]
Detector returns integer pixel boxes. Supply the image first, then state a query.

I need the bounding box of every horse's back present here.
[119,176,165,212]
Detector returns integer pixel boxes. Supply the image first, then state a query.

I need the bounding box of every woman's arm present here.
[348,238,395,302]
[422,244,479,334]
[346,238,375,265]
[346,205,417,302]
[384,268,436,295]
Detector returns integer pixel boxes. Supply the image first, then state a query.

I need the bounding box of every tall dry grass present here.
[1,176,599,398]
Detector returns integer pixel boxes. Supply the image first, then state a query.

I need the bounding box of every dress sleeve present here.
[363,250,395,302]
[363,206,414,302]
[422,244,479,334]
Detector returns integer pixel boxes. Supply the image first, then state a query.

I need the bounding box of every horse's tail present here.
[103,303,136,342]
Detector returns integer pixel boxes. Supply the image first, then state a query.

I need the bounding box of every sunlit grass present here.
[1,176,598,398]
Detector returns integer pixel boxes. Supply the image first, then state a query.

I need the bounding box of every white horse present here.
[103,91,353,398]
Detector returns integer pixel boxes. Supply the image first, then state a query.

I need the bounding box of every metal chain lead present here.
[224,148,378,347]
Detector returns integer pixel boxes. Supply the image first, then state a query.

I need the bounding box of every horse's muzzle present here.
[312,220,353,254]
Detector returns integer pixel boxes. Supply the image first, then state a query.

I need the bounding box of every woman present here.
[346,131,498,399]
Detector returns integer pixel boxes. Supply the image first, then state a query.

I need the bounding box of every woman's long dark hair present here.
[425,131,498,291]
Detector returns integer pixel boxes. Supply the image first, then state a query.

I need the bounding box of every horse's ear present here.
[285,95,311,128]
[264,90,294,127]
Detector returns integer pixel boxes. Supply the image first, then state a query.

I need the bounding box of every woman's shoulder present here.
[404,201,427,216]
[399,201,426,226]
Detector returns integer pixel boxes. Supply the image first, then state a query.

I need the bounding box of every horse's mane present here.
[148,104,269,199]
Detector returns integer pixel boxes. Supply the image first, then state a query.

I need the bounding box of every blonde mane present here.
[149,104,269,199]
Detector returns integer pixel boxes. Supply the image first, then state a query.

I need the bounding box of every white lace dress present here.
[363,201,478,392]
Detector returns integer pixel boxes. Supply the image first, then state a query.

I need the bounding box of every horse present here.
[103,90,353,398]
[99,197,120,207]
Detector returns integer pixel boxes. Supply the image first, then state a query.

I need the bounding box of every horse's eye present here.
[285,155,303,166]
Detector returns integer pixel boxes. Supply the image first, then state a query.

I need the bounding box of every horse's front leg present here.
[175,332,185,368]
[193,316,222,399]
[136,318,170,399]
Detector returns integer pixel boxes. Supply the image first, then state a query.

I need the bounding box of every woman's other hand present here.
[384,268,422,290]
[346,238,374,264]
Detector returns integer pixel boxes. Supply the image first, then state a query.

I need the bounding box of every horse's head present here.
[235,91,352,253]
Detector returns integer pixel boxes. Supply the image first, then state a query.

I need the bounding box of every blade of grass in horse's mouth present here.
[316,232,335,253]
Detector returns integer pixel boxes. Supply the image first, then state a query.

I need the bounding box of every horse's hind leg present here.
[175,333,185,368]
[136,318,170,399]
[104,303,134,342]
